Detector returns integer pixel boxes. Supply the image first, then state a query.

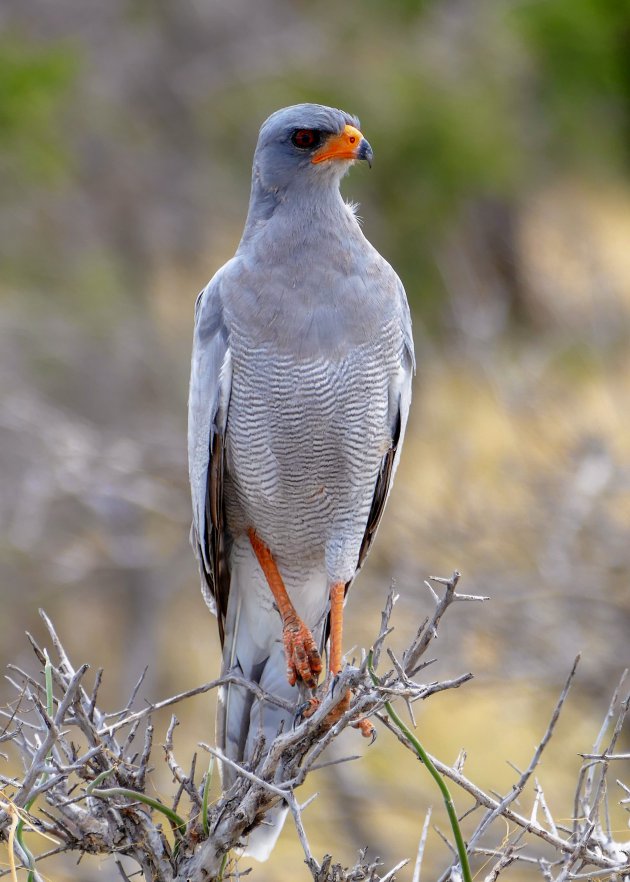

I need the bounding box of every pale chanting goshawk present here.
[188,103,414,859]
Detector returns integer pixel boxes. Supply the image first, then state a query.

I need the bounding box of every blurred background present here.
[1,0,629,879]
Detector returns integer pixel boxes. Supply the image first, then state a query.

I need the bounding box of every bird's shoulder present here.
[193,260,237,341]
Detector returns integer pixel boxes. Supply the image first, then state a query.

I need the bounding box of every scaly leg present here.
[248,528,322,689]
[326,581,374,738]
[328,580,345,676]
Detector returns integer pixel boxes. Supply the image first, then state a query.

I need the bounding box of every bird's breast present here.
[224,326,401,569]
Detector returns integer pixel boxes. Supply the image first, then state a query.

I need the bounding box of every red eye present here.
[291,129,320,149]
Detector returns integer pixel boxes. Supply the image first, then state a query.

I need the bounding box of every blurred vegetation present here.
[1,1,630,879]
[0,35,76,183]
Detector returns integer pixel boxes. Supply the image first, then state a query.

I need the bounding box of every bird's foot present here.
[351,715,377,742]
[324,690,376,740]
[295,681,376,741]
[282,616,322,689]
[294,697,320,726]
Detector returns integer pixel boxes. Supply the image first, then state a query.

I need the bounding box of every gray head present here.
[252,103,373,194]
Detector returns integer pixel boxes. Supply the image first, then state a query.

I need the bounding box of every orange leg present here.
[328,581,345,675]
[325,581,374,739]
[248,528,322,689]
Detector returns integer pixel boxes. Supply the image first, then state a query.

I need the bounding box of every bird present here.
[188,103,414,860]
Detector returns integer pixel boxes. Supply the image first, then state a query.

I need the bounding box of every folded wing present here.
[188,272,232,643]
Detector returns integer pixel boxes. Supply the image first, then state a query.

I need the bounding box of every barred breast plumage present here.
[225,318,404,582]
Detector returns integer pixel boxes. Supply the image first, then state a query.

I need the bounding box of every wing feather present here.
[188,271,232,643]
[356,341,414,572]
[356,277,414,572]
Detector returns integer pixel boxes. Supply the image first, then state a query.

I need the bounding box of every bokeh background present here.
[1,1,629,879]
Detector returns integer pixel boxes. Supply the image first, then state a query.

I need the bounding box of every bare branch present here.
[2,575,628,882]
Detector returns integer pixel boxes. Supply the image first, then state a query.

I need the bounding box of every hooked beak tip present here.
[358,138,374,168]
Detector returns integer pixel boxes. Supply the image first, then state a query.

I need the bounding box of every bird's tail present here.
[216,543,299,861]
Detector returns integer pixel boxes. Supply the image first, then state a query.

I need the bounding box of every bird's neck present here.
[239,172,358,252]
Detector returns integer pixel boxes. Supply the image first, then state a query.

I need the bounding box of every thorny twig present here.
[0,579,628,882]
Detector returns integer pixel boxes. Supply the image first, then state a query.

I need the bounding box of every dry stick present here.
[372,586,398,669]
[482,845,518,882]
[617,778,630,808]
[135,723,154,792]
[587,692,630,826]
[200,745,288,799]
[307,754,361,772]
[87,668,104,722]
[7,744,104,806]
[121,719,141,758]
[5,668,47,700]
[192,653,415,878]
[97,672,293,738]
[164,716,202,810]
[114,857,134,882]
[403,573,488,676]
[471,847,541,867]
[285,790,319,874]
[563,868,630,880]
[433,824,457,858]
[36,806,76,842]
[560,691,630,882]
[0,845,70,880]
[534,779,559,838]
[112,666,150,719]
[15,664,89,808]
[380,858,411,882]
[6,635,179,876]
[573,668,628,839]
[465,654,580,858]
[412,807,433,882]
[38,612,77,682]
[579,752,630,760]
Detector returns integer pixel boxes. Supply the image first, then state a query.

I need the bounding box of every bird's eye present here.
[291,129,321,150]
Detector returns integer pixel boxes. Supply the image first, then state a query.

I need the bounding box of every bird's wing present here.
[188,270,232,644]
[357,278,415,572]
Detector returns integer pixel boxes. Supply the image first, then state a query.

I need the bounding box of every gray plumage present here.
[188,103,414,859]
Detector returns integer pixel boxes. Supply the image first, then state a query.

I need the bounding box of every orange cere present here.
[311,124,365,164]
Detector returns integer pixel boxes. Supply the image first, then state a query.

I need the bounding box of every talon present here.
[282,618,322,689]
[352,718,376,742]
[296,700,311,719]
[294,699,316,727]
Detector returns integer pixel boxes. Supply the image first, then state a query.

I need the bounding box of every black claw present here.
[329,673,341,700]
[294,701,312,727]
[369,727,378,746]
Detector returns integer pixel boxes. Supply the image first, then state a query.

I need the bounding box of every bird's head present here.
[252,103,373,194]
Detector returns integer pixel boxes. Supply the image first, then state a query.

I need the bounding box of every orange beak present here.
[311,124,373,167]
